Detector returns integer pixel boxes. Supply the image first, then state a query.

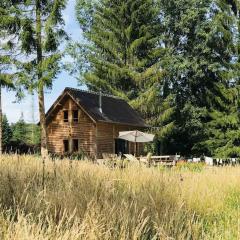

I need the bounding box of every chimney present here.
[99,89,102,113]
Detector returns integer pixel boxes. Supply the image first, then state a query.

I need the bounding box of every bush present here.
[176,162,205,172]
[50,150,87,161]
[4,140,40,154]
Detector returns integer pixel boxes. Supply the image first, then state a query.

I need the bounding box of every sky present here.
[2,0,82,123]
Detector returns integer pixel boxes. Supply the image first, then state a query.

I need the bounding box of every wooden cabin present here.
[46,88,147,158]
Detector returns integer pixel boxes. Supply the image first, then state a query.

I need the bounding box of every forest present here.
[1,0,240,158]
[2,114,40,153]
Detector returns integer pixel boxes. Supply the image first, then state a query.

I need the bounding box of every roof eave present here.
[97,119,149,128]
[67,92,97,124]
[45,89,97,124]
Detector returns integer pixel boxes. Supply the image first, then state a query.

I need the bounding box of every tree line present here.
[2,114,40,153]
[1,0,240,158]
[67,0,240,158]
[1,0,67,158]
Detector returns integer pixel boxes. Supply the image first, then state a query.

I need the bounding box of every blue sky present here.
[2,0,82,123]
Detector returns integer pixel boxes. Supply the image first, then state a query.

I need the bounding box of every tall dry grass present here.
[0,155,239,239]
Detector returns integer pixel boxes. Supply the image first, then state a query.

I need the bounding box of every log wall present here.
[47,97,97,157]
[47,96,145,159]
[96,122,145,158]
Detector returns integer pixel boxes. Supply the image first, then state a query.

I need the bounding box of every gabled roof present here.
[46,87,147,127]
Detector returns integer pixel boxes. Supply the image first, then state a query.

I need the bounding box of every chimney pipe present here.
[99,89,102,113]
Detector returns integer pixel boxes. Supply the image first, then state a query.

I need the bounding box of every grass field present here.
[0,155,240,239]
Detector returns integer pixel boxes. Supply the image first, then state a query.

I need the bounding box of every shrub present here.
[176,162,205,172]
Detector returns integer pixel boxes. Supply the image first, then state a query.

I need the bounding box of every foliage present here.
[25,124,41,145]
[71,0,240,157]
[2,0,68,157]
[10,115,40,153]
[14,0,68,86]
[2,115,12,149]
[0,0,25,154]
[0,0,23,94]
[72,0,164,126]
[155,0,240,156]
[1,0,240,158]
[176,161,205,172]
[1,114,40,153]
[10,114,40,146]
[11,114,27,143]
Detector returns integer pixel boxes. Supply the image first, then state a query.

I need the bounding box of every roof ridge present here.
[65,87,123,100]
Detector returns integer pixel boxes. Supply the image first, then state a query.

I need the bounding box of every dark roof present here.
[46,87,147,127]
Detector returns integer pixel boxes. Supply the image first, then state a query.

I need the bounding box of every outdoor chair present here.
[124,154,139,162]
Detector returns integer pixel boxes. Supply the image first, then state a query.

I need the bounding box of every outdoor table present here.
[151,156,176,166]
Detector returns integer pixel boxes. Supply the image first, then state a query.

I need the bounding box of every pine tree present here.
[72,0,240,156]
[0,0,22,155]
[25,124,41,145]
[2,0,67,158]
[74,0,164,124]
[11,115,40,146]
[199,0,240,157]
[2,115,12,151]
[12,113,27,143]
[158,0,240,156]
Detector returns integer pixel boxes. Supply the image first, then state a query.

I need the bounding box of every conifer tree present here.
[72,0,240,156]
[2,115,12,151]
[200,0,240,157]
[3,0,67,158]
[74,0,164,124]
[0,0,21,155]
[158,0,240,156]
[12,113,27,144]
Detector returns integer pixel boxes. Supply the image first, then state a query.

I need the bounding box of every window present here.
[63,140,69,153]
[63,110,69,122]
[73,110,79,123]
[73,139,79,152]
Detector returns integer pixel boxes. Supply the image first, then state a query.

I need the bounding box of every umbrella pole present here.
[134,142,137,157]
[134,134,137,156]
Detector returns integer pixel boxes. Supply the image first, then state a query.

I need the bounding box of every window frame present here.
[63,139,69,153]
[63,110,69,123]
[72,110,79,123]
[73,139,79,152]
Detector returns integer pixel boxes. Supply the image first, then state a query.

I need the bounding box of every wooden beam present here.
[95,123,98,158]
[69,99,73,153]
[113,124,115,154]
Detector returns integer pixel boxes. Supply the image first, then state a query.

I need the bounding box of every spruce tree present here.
[200,0,240,157]
[74,0,164,124]
[73,0,240,157]
[12,113,27,144]
[0,0,21,155]
[3,0,67,158]
[158,0,240,156]
[2,115,13,151]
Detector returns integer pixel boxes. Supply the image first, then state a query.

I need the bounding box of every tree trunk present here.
[36,0,48,159]
[0,86,2,156]
[38,86,48,157]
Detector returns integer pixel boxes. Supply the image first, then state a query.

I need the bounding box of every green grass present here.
[0,155,239,239]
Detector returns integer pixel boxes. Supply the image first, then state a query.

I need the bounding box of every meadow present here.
[0,155,240,239]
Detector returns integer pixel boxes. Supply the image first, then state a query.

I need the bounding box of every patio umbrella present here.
[118,130,155,155]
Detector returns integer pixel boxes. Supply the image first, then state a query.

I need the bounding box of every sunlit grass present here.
[0,155,240,239]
